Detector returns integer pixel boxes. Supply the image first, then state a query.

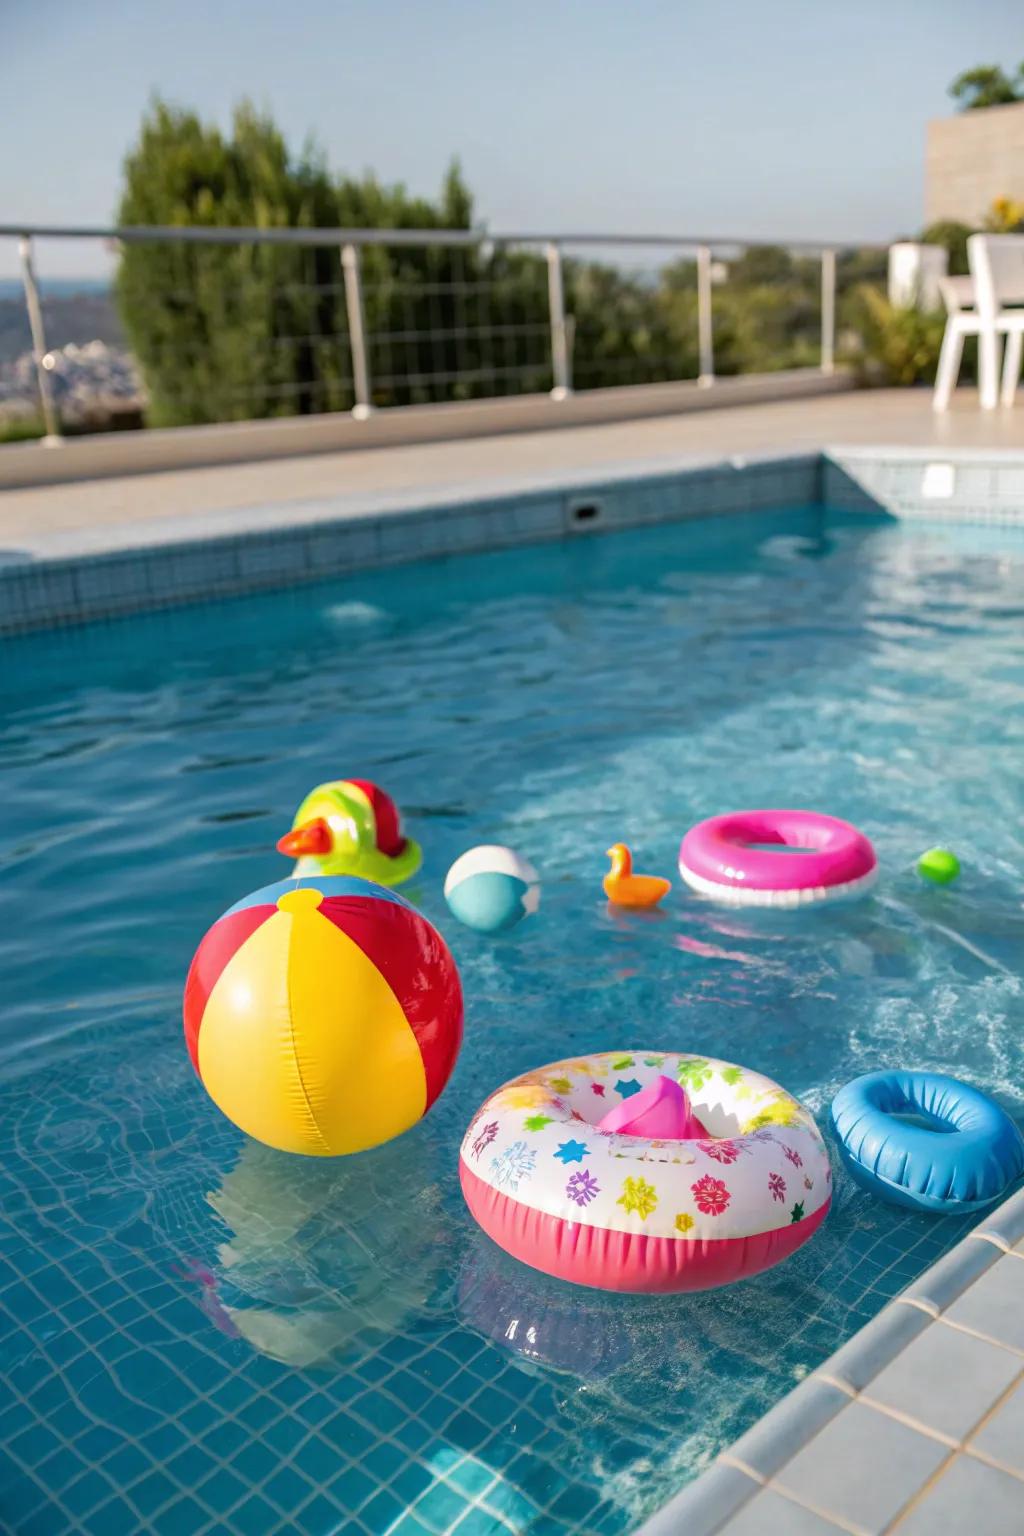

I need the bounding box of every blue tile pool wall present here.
[0,453,821,635]
[823,450,1024,526]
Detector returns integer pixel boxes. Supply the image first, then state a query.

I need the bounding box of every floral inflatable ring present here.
[460,1052,831,1293]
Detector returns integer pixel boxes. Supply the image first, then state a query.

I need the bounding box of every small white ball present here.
[444,846,541,934]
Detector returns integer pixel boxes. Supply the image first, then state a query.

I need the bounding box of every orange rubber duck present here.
[603,843,671,909]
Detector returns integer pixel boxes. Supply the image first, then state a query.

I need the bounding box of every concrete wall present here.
[926,101,1024,225]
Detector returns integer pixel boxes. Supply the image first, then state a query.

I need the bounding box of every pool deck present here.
[641,1187,1024,1536]
[1,386,1023,563]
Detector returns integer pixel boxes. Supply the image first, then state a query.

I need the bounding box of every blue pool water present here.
[1,504,1023,1535]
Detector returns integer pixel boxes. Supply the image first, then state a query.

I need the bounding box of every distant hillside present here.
[0,285,124,365]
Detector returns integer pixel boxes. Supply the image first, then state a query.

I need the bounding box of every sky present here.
[1,0,1021,278]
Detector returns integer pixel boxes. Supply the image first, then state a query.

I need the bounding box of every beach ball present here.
[444,846,540,933]
[183,876,463,1156]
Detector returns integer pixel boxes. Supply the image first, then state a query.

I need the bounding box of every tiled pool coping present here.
[2,444,1024,637]
[638,1186,1024,1536]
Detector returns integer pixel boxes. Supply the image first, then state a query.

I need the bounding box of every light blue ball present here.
[444,846,540,934]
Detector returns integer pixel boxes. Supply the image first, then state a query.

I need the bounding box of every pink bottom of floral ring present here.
[459,1051,832,1293]
[679,809,878,908]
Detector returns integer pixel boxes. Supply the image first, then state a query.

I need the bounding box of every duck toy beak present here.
[276,817,333,858]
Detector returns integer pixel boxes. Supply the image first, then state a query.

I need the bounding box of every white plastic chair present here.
[933,234,1024,411]
[974,233,1024,408]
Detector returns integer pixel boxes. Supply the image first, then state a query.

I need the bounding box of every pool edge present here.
[4,445,1024,637]
[634,1182,1024,1535]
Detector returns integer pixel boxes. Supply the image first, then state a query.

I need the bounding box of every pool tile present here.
[14,1508,61,1536]
[205,1419,249,1460]
[450,1507,514,1536]
[942,1256,1024,1353]
[634,1462,759,1536]
[378,516,429,561]
[232,1438,275,1484]
[412,1478,476,1530]
[894,1452,1024,1535]
[293,1492,345,1536]
[772,1401,950,1534]
[307,522,380,571]
[102,1442,150,1487]
[150,1494,211,1536]
[237,1393,279,1432]
[231,1492,282,1535]
[127,1467,180,1513]
[61,1466,114,1517]
[155,543,239,598]
[263,1414,308,1458]
[968,1377,1024,1473]
[899,1232,1000,1315]
[387,1459,433,1505]
[362,1438,407,1483]
[9,567,78,618]
[724,1377,848,1479]
[360,1485,409,1531]
[8,1423,62,1468]
[264,1463,315,1512]
[717,1487,848,1534]
[513,498,562,539]
[326,1461,376,1512]
[861,1320,1020,1442]
[444,1456,496,1498]
[819,1300,931,1393]
[195,1466,251,1516]
[236,535,309,581]
[386,1514,435,1536]
[440,510,488,554]
[79,1496,143,1536]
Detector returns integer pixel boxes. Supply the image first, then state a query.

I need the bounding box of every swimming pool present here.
[1,502,1022,1535]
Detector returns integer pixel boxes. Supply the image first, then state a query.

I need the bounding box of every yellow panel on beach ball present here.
[197,887,427,1155]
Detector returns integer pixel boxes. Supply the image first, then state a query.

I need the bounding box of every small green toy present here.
[918,848,960,885]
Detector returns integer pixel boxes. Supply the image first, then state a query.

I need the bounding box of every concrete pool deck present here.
[1,386,1023,563]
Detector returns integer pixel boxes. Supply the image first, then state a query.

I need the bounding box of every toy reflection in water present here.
[192,1131,446,1368]
[457,1241,633,1379]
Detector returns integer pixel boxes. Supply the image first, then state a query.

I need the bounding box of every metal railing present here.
[0,223,887,441]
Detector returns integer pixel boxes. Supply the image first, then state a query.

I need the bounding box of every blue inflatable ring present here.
[831,1070,1024,1214]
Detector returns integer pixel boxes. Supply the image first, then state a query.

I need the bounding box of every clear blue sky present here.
[1,0,1021,277]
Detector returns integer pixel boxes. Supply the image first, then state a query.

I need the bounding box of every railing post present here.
[341,242,373,419]
[821,248,836,376]
[18,235,62,443]
[546,243,572,400]
[696,245,714,386]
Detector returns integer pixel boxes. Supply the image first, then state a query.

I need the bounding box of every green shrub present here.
[115,97,948,424]
[116,100,491,424]
[849,286,952,386]
[919,220,974,276]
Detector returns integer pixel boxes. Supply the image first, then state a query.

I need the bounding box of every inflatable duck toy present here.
[276,779,422,886]
[603,843,671,909]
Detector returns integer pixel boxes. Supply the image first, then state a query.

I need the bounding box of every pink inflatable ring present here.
[460,1052,831,1293]
[679,809,877,908]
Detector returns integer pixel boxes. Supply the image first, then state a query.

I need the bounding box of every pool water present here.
[2,505,1023,1536]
